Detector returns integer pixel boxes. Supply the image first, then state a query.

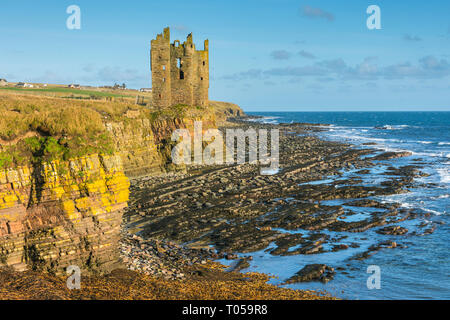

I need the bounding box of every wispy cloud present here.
[221,68,263,81]
[301,5,334,21]
[29,70,72,84]
[0,72,16,81]
[264,65,326,77]
[403,34,422,42]
[317,58,347,72]
[96,66,146,83]
[173,25,188,33]
[82,64,95,73]
[221,56,450,82]
[418,55,450,76]
[298,50,316,59]
[270,50,291,60]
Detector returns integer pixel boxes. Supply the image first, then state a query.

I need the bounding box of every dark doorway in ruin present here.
[177,58,184,79]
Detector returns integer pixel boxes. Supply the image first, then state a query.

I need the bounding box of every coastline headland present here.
[0,88,434,299]
[0,87,337,299]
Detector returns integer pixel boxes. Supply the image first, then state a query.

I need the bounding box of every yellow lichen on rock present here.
[0,153,130,273]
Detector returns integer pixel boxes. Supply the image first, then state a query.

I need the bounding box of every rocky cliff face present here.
[209,101,246,125]
[0,103,242,274]
[0,154,129,274]
[106,110,217,178]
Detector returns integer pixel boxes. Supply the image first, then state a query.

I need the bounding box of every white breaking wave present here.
[375,124,409,130]
[422,208,444,216]
[410,151,446,158]
[382,194,445,216]
[248,116,281,124]
[437,168,450,184]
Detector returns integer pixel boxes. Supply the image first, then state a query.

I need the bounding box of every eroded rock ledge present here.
[0,154,129,274]
[0,104,232,275]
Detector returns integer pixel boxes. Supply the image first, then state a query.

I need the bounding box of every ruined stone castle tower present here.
[151,27,209,108]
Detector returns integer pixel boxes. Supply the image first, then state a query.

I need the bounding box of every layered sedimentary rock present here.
[0,154,129,274]
[106,111,217,178]
[0,104,241,274]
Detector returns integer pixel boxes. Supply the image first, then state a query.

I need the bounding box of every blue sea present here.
[240,112,450,300]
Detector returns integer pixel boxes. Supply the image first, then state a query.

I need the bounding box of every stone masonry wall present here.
[151,27,209,108]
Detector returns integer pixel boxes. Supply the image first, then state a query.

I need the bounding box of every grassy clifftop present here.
[0,91,232,170]
[209,100,246,125]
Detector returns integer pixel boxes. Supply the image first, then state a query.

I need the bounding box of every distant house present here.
[112,83,126,90]
[68,84,81,88]
[140,88,152,93]
[16,82,34,88]
[0,79,7,86]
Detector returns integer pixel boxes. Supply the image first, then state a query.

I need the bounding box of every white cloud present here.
[301,5,334,21]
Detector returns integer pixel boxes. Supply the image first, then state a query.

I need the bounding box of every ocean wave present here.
[410,151,447,158]
[422,208,444,216]
[394,199,435,214]
[438,142,450,146]
[380,146,414,154]
[375,124,409,130]
[437,168,450,184]
[324,126,450,162]
[381,192,448,215]
[247,116,281,124]
[326,132,400,144]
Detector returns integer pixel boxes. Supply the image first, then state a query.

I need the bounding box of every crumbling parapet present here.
[151,27,209,109]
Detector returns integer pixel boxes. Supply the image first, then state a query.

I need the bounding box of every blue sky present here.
[1,0,449,111]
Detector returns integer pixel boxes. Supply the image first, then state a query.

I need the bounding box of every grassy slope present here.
[0,91,209,169]
[0,86,132,98]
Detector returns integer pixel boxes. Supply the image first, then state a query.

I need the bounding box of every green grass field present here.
[0,86,133,98]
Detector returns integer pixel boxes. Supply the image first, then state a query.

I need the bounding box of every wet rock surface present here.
[122,119,437,284]
[284,264,336,284]
[376,225,408,235]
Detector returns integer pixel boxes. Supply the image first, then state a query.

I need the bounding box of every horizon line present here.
[244,109,450,112]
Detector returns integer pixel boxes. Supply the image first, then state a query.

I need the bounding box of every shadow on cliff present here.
[26,136,50,209]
